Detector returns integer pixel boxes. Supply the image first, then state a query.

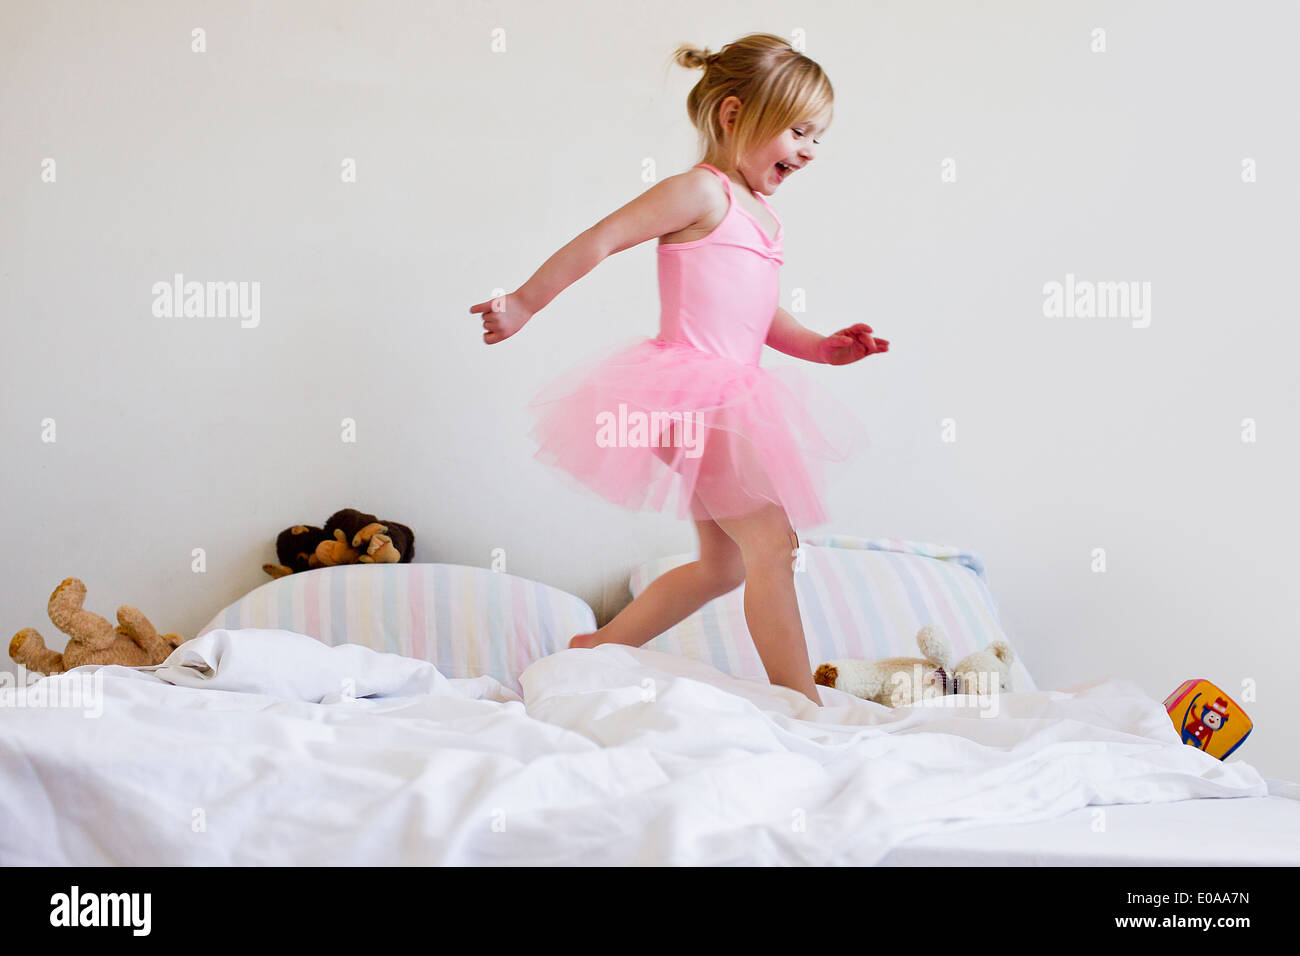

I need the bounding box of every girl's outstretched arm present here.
[470,171,713,344]
[765,307,889,365]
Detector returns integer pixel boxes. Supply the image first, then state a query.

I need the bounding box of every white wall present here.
[2,1,1296,780]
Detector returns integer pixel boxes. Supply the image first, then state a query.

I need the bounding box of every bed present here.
[1,536,1295,866]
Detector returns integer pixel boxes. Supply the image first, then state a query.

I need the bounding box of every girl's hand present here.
[469,292,534,344]
[818,323,889,365]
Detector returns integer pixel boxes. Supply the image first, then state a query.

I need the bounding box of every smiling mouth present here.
[775,161,799,181]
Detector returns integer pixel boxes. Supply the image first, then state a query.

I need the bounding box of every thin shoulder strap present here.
[753,188,782,225]
[693,162,732,197]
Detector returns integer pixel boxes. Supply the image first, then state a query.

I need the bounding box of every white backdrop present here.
[2,1,1296,780]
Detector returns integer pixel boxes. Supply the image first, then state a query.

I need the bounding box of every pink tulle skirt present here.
[527,337,869,529]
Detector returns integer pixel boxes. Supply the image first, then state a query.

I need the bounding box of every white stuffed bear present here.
[813,625,955,707]
[950,641,1015,696]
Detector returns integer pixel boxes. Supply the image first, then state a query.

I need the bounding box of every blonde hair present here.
[670,33,833,171]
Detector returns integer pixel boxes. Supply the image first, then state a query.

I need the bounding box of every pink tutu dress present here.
[527,162,868,529]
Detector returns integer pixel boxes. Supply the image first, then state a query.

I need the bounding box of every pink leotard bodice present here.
[655,162,785,367]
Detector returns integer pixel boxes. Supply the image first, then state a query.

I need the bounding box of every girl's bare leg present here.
[570,513,745,650]
[715,505,821,705]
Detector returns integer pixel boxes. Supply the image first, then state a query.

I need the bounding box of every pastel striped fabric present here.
[628,535,1036,691]
[197,563,597,695]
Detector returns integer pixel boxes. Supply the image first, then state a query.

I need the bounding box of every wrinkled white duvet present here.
[0,628,1270,865]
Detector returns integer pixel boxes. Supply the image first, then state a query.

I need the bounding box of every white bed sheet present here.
[0,629,1288,866]
[881,784,1300,866]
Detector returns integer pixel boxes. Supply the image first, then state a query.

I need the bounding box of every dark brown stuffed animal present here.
[262,525,332,579]
[325,508,415,565]
[355,520,414,565]
[264,509,415,578]
[10,578,186,675]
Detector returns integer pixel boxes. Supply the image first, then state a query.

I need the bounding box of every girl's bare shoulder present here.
[658,166,728,246]
[592,166,727,253]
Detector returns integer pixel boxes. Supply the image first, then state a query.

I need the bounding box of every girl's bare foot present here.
[569,632,600,649]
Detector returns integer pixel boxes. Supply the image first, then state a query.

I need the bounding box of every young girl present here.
[469,33,888,704]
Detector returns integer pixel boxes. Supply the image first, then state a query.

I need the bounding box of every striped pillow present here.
[628,535,1036,691]
[197,563,597,695]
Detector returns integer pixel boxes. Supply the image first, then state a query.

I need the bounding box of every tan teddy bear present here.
[813,625,956,707]
[950,641,1016,696]
[9,578,186,675]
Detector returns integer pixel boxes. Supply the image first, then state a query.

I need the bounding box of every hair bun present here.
[674,45,714,70]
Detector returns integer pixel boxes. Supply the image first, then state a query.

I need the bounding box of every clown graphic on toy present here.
[1163,679,1251,760]
[1179,691,1230,750]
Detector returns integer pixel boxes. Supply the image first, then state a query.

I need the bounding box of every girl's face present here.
[741,112,829,195]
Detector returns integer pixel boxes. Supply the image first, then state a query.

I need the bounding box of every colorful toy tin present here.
[1163,679,1252,760]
